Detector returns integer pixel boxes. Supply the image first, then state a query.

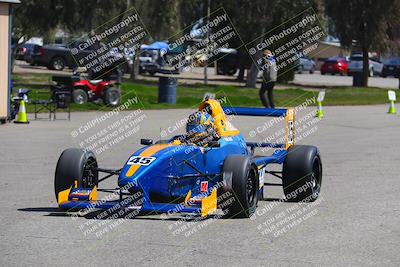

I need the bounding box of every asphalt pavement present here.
[0,105,399,266]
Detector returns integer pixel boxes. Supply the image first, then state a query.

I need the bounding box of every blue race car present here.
[55,99,322,218]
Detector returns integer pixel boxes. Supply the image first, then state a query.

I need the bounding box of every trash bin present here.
[353,71,363,87]
[158,77,177,104]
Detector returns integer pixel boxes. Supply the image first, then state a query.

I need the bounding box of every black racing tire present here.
[221,155,259,218]
[72,88,88,104]
[50,57,66,71]
[54,148,98,202]
[282,145,322,202]
[104,87,121,107]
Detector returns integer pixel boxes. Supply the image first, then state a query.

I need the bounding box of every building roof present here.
[0,0,21,4]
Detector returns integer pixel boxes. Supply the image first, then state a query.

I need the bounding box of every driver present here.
[185,110,219,146]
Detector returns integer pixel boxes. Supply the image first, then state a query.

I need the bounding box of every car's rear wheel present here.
[282,145,322,202]
[49,57,66,71]
[221,155,259,218]
[54,148,98,202]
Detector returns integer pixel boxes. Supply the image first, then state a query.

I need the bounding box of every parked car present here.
[139,42,183,75]
[215,48,240,75]
[347,54,383,76]
[381,58,400,78]
[216,48,252,76]
[296,56,316,74]
[24,44,43,65]
[321,57,348,75]
[32,43,91,71]
[15,43,38,60]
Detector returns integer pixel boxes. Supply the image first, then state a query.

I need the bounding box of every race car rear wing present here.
[222,106,295,150]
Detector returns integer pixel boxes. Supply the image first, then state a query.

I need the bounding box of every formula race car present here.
[55,99,322,218]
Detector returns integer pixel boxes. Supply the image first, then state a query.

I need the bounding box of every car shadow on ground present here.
[18,197,285,221]
[261,198,286,202]
[18,207,220,221]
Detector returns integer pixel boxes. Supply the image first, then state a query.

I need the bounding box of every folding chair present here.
[32,89,54,120]
[53,89,71,120]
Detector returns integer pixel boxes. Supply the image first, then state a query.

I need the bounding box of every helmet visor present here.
[186,124,210,136]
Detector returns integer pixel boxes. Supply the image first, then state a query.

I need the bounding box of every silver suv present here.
[348,54,383,77]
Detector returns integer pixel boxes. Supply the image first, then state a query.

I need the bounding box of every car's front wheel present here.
[54,148,98,202]
[221,155,259,218]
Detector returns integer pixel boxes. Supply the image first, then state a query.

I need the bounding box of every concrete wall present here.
[0,3,10,119]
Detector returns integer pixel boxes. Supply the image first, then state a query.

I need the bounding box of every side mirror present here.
[140,139,153,146]
[208,141,220,148]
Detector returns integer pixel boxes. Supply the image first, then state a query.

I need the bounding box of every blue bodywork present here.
[118,135,248,201]
[59,103,295,216]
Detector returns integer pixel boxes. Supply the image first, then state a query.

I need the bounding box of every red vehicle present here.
[321,57,349,75]
[72,73,121,107]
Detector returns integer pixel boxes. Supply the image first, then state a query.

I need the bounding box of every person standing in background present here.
[259,49,277,108]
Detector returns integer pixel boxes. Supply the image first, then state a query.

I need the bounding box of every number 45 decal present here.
[127,156,156,166]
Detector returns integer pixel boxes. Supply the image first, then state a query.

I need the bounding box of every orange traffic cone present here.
[14,99,29,124]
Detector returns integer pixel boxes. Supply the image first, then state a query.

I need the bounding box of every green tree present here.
[325,0,400,86]
[141,0,181,40]
[220,0,322,87]
[13,0,61,41]
[60,0,130,36]
[12,0,62,70]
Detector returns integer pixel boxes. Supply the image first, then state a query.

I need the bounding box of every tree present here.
[141,0,181,40]
[12,0,63,70]
[325,0,400,86]
[220,0,321,87]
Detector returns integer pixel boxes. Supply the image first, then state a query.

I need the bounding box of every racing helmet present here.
[186,111,215,144]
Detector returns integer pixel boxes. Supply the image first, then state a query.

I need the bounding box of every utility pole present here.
[204,0,210,85]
